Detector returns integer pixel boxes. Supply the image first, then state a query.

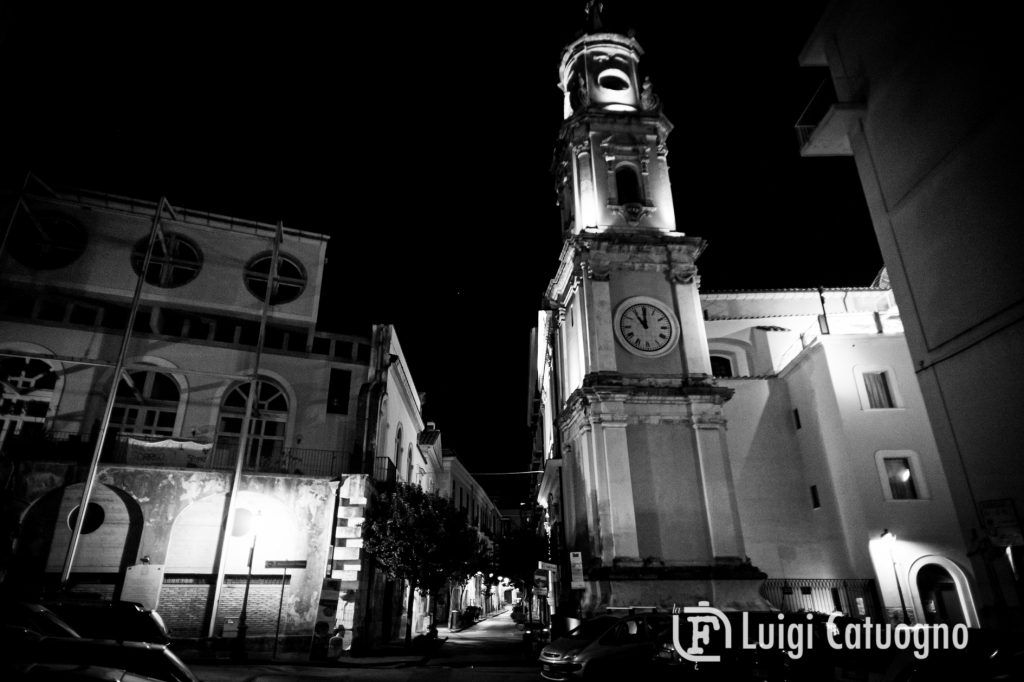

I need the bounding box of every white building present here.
[796,1,1023,627]
[531,22,978,628]
[0,182,470,654]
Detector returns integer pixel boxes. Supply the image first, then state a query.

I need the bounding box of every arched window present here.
[407,443,415,483]
[110,369,181,436]
[615,166,642,205]
[710,356,734,378]
[0,357,58,444]
[394,424,404,479]
[216,378,288,470]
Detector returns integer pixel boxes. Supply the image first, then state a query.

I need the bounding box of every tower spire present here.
[584,0,603,32]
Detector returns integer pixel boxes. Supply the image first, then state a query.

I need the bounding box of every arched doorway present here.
[12,483,142,596]
[909,555,979,627]
[917,564,966,625]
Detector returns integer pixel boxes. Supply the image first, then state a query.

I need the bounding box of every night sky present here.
[1,1,881,504]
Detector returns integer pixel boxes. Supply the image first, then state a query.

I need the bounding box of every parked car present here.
[538,612,672,681]
[5,636,199,682]
[522,619,551,656]
[11,663,168,682]
[1,600,81,638]
[40,599,170,646]
[644,610,799,682]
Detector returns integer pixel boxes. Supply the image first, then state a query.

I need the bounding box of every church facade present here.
[532,26,978,628]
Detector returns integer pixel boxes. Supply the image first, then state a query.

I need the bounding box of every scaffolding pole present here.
[206,221,283,638]
[59,196,177,588]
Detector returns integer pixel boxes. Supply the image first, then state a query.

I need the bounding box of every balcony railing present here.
[0,430,348,477]
[794,77,863,157]
[761,578,882,620]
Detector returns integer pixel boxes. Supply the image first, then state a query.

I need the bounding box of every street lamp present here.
[233,509,262,661]
[881,529,910,624]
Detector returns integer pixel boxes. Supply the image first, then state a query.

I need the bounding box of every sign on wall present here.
[121,564,164,611]
[569,551,585,589]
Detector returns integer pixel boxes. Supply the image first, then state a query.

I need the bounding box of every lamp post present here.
[881,529,910,624]
[233,510,262,661]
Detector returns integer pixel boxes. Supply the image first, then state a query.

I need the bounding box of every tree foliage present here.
[362,482,484,646]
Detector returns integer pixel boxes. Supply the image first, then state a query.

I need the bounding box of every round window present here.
[8,212,87,269]
[130,232,203,288]
[68,502,105,534]
[243,253,307,305]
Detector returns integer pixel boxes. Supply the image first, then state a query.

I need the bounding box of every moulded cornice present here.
[574,233,704,283]
[556,373,733,436]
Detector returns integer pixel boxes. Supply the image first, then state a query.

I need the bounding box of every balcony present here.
[0,430,347,478]
[794,78,865,157]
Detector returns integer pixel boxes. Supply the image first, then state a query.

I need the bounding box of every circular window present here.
[67,502,105,534]
[243,253,307,305]
[130,232,203,288]
[8,211,87,269]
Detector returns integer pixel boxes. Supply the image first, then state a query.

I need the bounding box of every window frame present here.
[854,366,904,411]
[130,232,204,288]
[875,450,929,501]
[243,252,307,305]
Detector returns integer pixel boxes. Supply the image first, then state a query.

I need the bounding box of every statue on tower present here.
[641,76,660,111]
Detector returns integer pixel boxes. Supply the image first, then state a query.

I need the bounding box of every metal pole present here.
[273,567,287,659]
[232,531,258,662]
[892,559,910,624]
[60,197,171,588]
[207,223,283,638]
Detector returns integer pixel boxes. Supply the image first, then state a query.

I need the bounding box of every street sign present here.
[538,561,557,572]
[266,560,307,569]
[569,551,585,589]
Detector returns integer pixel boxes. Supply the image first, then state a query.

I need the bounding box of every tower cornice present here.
[545,231,706,305]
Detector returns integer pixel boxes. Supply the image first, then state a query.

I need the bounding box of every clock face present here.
[615,298,679,357]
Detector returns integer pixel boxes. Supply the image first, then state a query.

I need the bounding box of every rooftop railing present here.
[0,430,348,477]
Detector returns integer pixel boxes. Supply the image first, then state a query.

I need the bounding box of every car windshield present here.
[567,616,619,640]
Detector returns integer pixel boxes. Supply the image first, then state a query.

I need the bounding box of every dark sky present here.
[1,1,881,504]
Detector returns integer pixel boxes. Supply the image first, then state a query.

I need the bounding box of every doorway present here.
[917,563,966,625]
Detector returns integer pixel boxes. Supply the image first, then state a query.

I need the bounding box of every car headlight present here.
[563,649,580,660]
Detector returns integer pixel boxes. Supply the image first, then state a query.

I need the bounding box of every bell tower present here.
[541,12,767,614]
[554,30,676,236]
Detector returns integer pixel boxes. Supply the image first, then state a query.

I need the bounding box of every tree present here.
[362,482,480,648]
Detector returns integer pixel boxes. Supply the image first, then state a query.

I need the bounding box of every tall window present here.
[883,457,919,499]
[863,371,895,408]
[110,369,181,437]
[216,378,288,470]
[394,424,404,480]
[615,166,642,204]
[0,357,57,444]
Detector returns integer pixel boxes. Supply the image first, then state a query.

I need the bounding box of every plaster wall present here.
[2,196,328,325]
[721,378,851,578]
[626,422,710,564]
[816,336,963,560]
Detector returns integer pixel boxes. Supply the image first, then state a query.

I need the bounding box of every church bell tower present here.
[541,14,767,613]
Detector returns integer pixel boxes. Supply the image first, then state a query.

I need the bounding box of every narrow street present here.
[191,610,541,682]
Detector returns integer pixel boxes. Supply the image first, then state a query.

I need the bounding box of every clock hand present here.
[640,307,648,329]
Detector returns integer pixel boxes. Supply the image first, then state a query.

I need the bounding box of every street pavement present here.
[190,608,542,682]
